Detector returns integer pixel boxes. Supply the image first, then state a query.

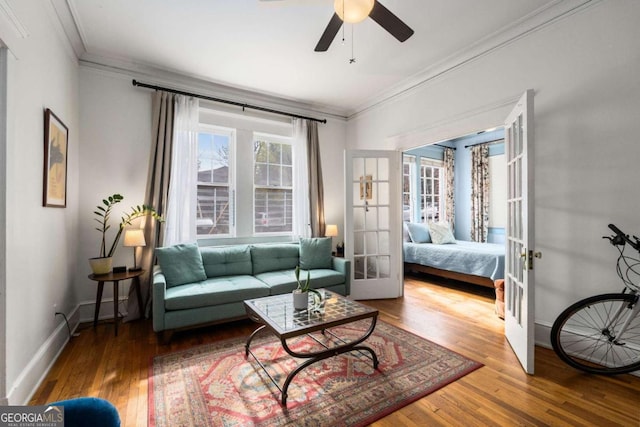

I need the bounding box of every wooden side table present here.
[88,269,145,336]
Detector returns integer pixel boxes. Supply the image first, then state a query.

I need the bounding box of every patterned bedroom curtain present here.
[444,147,455,230]
[126,91,174,321]
[470,144,490,242]
[307,120,326,237]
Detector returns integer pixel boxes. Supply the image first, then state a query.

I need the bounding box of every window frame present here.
[418,158,445,224]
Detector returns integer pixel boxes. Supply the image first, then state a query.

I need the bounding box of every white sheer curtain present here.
[292,118,311,239]
[163,95,200,246]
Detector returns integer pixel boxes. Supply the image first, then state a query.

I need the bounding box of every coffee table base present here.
[245,317,379,405]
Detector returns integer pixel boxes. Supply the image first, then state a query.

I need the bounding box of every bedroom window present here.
[197,126,235,237]
[419,158,444,223]
[254,134,293,234]
[403,155,416,222]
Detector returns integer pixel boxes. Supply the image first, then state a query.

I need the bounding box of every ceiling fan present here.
[259,0,414,52]
[314,0,414,52]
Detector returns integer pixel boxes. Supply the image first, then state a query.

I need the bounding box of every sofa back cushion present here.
[200,245,253,278]
[299,237,332,269]
[155,243,207,288]
[251,243,299,274]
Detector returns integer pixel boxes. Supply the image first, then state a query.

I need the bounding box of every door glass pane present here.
[378,207,389,231]
[353,207,365,230]
[366,232,378,254]
[354,231,364,255]
[378,158,389,181]
[365,207,378,231]
[366,256,377,279]
[366,158,377,180]
[379,256,390,278]
[378,182,389,205]
[353,182,364,206]
[379,231,390,254]
[354,257,365,280]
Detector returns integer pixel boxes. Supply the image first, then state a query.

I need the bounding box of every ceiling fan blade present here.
[314,13,343,52]
[369,0,414,42]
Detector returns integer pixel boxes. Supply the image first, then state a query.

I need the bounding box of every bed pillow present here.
[428,221,456,244]
[406,222,431,243]
[403,222,411,242]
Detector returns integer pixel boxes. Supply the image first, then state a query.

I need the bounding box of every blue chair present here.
[48,397,120,427]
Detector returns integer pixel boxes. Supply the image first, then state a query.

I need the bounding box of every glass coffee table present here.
[244,289,379,405]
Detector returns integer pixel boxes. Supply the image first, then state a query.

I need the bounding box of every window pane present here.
[254,163,268,185]
[254,188,292,233]
[282,165,292,187]
[282,144,292,166]
[197,185,230,235]
[198,129,233,236]
[255,141,268,162]
[268,165,281,186]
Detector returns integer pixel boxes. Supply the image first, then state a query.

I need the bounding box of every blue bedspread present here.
[403,240,505,281]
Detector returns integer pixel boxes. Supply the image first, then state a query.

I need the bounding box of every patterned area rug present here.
[149,320,482,427]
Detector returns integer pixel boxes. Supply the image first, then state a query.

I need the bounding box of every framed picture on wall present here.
[43,108,68,208]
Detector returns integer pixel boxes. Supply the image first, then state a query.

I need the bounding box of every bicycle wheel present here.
[550,293,640,374]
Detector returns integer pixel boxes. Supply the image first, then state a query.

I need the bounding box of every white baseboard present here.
[8,306,80,405]
[9,296,132,405]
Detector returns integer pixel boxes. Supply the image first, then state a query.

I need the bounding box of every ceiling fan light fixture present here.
[334,0,374,24]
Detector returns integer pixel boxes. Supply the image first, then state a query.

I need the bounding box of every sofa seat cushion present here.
[256,269,346,295]
[164,275,269,311]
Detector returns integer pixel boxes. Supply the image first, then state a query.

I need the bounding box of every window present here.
[254,135,293,234]
[197,126,234,237]
[402,155,415,222]
[419,158,444,223]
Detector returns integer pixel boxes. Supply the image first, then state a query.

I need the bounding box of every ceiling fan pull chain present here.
[350,24,356,64]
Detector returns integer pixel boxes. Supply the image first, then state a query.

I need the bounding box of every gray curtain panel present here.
[307,120,326,237]
[125,91,174,321]
[470,144,490,243]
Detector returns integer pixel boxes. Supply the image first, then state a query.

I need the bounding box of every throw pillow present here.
[299,237,332,270]
[155,242,207,287]
[406,222,431,243]
[428,221,456,244]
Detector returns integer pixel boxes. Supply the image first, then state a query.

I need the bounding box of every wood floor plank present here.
[29,274,640,426]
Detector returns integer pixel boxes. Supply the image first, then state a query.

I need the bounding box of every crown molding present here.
[48,0,85,58]
[347,0,601,120]
[0,0,28,39]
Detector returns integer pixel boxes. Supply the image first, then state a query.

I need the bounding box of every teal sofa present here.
[152,241,350,338]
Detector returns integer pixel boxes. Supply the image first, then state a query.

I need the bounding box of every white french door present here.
[504,90,537,374]
[344,150,402,300]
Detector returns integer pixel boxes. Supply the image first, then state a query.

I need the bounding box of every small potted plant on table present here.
[292,266,323,311]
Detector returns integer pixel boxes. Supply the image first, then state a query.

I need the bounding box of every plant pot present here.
[89,257,113,275]
[292,290,308,310]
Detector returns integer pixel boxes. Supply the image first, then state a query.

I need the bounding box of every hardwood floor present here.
[30,274,640,426]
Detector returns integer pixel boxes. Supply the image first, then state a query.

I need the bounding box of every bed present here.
[403,240,505,288]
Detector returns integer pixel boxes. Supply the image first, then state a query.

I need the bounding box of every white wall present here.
[346,2,640,331]
[0,2,80,404]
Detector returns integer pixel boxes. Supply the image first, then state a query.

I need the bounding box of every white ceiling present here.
[62,0,555,116]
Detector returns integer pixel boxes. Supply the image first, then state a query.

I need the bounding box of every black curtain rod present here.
[434,143,456,150]
[464,138,504,149]
[131,79,327,124]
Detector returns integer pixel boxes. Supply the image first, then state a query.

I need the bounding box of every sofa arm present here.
[331,257,351,296]
[152,265,167,332]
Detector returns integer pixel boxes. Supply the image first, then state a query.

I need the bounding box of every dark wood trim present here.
[404,262,496,288]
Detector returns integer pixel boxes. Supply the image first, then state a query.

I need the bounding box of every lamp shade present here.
[334,0,374,23]
[325,224,338,237]
[123,229,146,247]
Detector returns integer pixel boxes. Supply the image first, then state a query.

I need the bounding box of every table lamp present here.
[325,224,338,254]
[123,229,146,271]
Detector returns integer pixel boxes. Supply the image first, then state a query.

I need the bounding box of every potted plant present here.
[89,193,163,275]
[292,266,323,310]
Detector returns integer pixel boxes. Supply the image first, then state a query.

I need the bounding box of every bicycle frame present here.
[609,292,640,346]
